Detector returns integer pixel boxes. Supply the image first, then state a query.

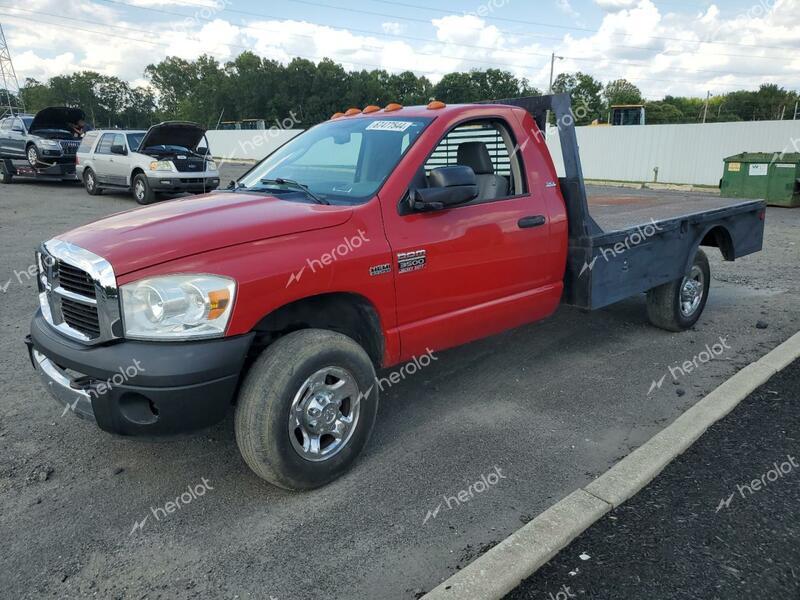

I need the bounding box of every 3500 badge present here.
[397,249,426,274]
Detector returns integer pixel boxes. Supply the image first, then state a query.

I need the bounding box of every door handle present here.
[518,215,546,228]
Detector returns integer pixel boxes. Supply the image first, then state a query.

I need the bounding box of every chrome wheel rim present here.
[134,180,145,200]
[680,265,705,317]
[86,172,95,191]
[27,147,37,165]
[288,366,362,462]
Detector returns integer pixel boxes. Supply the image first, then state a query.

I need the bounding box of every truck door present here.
[380,117,564,360]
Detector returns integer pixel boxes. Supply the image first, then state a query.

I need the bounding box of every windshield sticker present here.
[366,120,414,132]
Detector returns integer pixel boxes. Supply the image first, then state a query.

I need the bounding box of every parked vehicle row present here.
[0,107,220,203]
[24,94,766,491]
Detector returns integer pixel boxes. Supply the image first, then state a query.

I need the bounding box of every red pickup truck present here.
[26,95,765,490]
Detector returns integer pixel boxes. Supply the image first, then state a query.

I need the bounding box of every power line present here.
[343,0,800,52]
[90,0,800,79]
[0,9,785,91]
[94,0,800,64]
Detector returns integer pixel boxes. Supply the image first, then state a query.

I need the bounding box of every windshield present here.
[22,117,33,129]
[238,116,432,204]
[127,133,145,152]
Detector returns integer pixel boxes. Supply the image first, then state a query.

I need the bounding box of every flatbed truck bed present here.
[488,94,765,313]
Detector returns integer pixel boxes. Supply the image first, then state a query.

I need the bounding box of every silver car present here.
[76,121,220,204]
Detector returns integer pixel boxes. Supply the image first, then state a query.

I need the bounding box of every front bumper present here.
[27,309,254,435]
[148,174,220,193]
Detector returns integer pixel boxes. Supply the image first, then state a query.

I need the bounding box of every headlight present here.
[206,160,217,171]
[121,275,236,340]
[41,140,61,148]
[149,160,175,172]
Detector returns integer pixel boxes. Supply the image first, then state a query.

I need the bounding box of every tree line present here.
[5,52,798,129]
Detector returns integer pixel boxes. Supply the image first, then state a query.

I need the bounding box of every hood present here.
[30,106,86,133]
[139,121,206,150]
[58,193,353,276]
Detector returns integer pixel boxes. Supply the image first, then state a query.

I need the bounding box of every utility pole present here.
[794,100,798,120]
[545,52,564,132]
[702,91,711,124]
[0,24,24,119]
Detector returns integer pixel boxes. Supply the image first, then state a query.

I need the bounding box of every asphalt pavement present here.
[0,165,798,599]
[506,358,800,600]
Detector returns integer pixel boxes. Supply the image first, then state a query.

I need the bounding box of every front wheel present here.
[234,329,379,490]
[132,174,156,204]
[26,145,41,167]
[647,249,710,331]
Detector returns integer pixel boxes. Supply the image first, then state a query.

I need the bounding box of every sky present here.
[1,0,799,100]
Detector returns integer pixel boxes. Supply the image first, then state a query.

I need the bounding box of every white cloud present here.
[594,0,640,12]
[557,0,580,18]
[2,0,799,100]
[381,22,407,35]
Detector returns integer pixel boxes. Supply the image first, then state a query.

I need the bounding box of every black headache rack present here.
[482,94,766,311]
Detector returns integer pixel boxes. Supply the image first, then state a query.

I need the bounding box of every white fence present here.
[206,129,303,162]
[547,119,800,187]
[206,120,800,187]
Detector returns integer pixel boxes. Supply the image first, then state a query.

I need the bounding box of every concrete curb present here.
[423,331,800,600]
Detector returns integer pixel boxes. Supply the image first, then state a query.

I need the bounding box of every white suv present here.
[76,121,220,204]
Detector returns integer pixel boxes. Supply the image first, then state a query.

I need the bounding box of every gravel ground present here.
[507,358,800,600]
[0,166,798,599]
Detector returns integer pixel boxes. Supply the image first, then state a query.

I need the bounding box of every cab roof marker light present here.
[344,108,362,116]
[427,100,446,110]
[362,105,381,114]
[330,112,345,119]
[384,103,403,112]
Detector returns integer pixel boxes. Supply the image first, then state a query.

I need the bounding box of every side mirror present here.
[110,144,127,155]
[196,146,208,156]
[410,166,478,212]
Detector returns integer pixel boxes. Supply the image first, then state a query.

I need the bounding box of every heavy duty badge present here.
[397,249,426,273]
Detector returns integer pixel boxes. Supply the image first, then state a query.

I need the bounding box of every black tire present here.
[83,168,102,195]
[235,329,379,490]
[0,166,11,184]
[26,144,41,167]
[647,249,710,332]
[132,173,155,204]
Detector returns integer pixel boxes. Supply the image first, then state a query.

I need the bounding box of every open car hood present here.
[29,107,85,133]
[139,121,206,151]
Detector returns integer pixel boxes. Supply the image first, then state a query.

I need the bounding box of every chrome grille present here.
[59,140,80,155]
[56,261,97,299]
[61,297,101,337]
[38,239,121,345]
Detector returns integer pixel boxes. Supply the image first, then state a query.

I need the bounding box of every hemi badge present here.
[545,181,557,188]
[370,263,391,276]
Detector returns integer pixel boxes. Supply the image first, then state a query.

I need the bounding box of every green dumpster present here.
[721,152,800,207]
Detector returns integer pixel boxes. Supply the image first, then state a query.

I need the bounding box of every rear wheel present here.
[234,329,379,490]
[83,169,102,195]
[0,164,11,184]
[647,249,710,331]
[132,174,155,204]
